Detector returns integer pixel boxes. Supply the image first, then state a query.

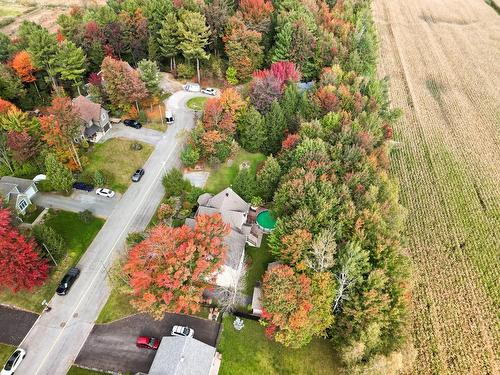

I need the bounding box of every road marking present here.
[30,137,179,375]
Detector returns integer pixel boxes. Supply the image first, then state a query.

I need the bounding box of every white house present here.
[0,176,38,214]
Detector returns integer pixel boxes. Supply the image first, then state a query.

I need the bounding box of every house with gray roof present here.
[185,187,263,288]
[0,176,38,214]
[72,95,112,143]
[148,336,221,375]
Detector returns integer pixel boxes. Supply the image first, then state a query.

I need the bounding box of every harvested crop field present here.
[373,0,499,374]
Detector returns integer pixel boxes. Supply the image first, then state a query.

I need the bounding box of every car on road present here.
[132,168,145,182]
[165,110,174,124]
[136,336,160,350]
[96,188,115,198]
[73,182,94,192]
[123,119,142,129]
[56,267,80,296]
[171,325,194,338]
[201,87,217,96]
[1,348,26,375]
[183,83,201,92]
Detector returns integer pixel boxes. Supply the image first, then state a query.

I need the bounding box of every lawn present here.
[144,122,166,132]
[21,205,44,224]
[186,96,208,111]
[205,150,266,193]
[84,138,153,193]
[0,210,104,312]
[218,316,341,375]
[244,236,274,295]
[67,365,107,375]
[0,344,15,368]
[0,3,27,17]
[96,288,137,324]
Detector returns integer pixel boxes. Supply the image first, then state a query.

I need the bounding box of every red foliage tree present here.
[0,99,17,114]
[315,86,339,114]
[7,131,39,163]
[0,208,48,292]
[282,133,300,150]
[56,29,65,43]
[11,51,37,83]
[124,214,230,319]
[238,0,274,27]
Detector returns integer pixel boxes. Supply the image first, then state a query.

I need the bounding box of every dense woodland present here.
[0,0,412,372]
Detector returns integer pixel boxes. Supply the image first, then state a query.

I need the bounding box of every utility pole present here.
[42,243,58,266]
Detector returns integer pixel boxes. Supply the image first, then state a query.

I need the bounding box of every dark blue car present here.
[73,182,94,192]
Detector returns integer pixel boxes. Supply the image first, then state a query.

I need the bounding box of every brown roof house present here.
[0,176,38,215]
[72,95,112,143]
[185,187,263,288]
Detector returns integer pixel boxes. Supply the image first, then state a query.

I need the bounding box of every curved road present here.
[16,91,203,375]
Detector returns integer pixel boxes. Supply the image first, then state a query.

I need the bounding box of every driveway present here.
[17,89,207,375]
[75,313,220,374]
[100,124,164,145]
[33,191,118,219]
[0,306,38,346]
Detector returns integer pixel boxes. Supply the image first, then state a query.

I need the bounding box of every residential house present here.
[0,176,38,215]
[185,187,263,288]
[72,95,112,143]
[148,336,221,375]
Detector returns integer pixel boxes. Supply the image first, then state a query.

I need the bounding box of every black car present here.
[73,182,94,192]
[132,168,145,182]
[123,119,142,129]
[56,268,80,296]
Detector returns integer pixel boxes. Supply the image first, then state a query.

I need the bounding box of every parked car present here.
[183,83,201,92]
[165,110,174,124]
[136,336,160,350]
[73,182,94,192]
[123,119,142,129]
[96,188,115,198]
[132,168,145,182]
[56,267,80,296]
[171,325,194,338]
[201,87,217,96]
[1,348,26,375]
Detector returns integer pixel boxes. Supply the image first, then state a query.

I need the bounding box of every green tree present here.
[231,168,257,202]
[271,21,293,62]
[143,0,173,37]
[256,155,281,202]
[24,26,59,89]
[158,13,180,71]
[162,168,191,198]
[52,40,86,94]
[181,145,200,168]
[137,59,161,96]
[237,106,265,152]
[0,65,25,101]
[177,11,211,83]
[44,153,74,193]
[0,109,38,133]
[0,33,16,63]
[263,101,287,155]
[32,224,65,262]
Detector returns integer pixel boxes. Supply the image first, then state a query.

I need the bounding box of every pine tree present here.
[0,65,25,101]
[256,155,281,201]
[137,59,161,96]
[177,11,211,83]
[271,21,293,62]
[52,40,86,94]
[232,168,257,202]
[264,101,287,154]
[236,106,265,152]
[0,33,15,63]
[24,27,58,88]
[158,13,180,71]
[44,153,75,193]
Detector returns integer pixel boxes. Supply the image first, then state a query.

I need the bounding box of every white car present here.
[165,110,174,124]
[171,325,194,337]
[96,188,115,198]
[1,348,26,375]
[201,87,217,96]
[183,83,201,92]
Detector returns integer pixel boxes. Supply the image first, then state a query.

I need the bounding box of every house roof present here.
[205,188,249,213]
[0,176,34,193]
[224,230,246,269]
[73,95,101,123]
[148,336,217,375]
[84,124,101,137]
[0,182,18,198]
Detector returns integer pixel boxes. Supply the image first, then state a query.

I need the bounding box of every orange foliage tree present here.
[11,51,37,83]
[124,214,230,319]
[0,99,17,115]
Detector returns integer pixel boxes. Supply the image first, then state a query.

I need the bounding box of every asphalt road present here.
[0,306,38,346]
[75,313,220,374]
[100,124,164,145]
[16,91,202,375]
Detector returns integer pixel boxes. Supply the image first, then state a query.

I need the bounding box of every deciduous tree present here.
[44,153,75,193]
[6,130,39,163]
[11,51,37,83]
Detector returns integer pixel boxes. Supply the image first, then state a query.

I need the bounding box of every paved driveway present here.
[0,306,38,346]
[17,90,207,375]
[75,313,220,374]
[33,191,118,219]
[100,124,164,145]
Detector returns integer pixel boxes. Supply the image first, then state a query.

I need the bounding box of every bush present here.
[181,145,200,168]
[177,63,195,79]
[32,224,66,262]
[78,170,94,184]
[126,231,146,246]
[185,186,204,204]
[92,170,107,186]
[0,18,14,28]
[162,168,191,198]
[79,209,93,224]
[130,142,143,151]
[215,141,232,163]
[37,179,53,192]
[226,66,239,85]
[81,138,90,149]
[138,110,147,123]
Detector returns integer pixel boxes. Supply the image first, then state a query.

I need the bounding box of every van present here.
[183,83,201,92]
[165,110,174,124]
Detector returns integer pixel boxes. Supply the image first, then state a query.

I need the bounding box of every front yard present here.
[0,344,15,368]
[96,288,137,324]
[218,316,341,375]
[205,150,266,194]
[67,365,107,375]
[0,210,104,312]
[84,138,153,193]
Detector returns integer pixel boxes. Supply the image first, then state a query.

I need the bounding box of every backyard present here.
[84,138,153,193]
[205,149,266,194]
[0,210,104,312]
[218,316,340,375]
[244,236,274,295]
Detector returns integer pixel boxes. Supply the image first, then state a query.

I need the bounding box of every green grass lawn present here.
[0,3,26,17]
[205,150,266,193]
[144,122,166,132]
[21,205,44,224]
[186,96,208,111]
[0,344,15,368]
[67,365,107,375]
[218,316,341,375]
[84,138,153,193]
[0,210,104,312]
[96,288,137,324]
[245,236,274,295]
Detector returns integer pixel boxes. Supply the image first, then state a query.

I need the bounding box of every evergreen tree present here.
[236,106,265,152]
[137,59,161,95]
[158,13,180,71]
[144,0,173,37]
[24,26,59,88]
[177,11,211,83]
[280,83,301,132]
[44,153,75,193]
[264,101,287,154]
[0,33,16,63]
[52,40,86,94]
[232,168,257,202]
[256,155,281,201]
[0,65,25,101]
[271,21,293,62]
